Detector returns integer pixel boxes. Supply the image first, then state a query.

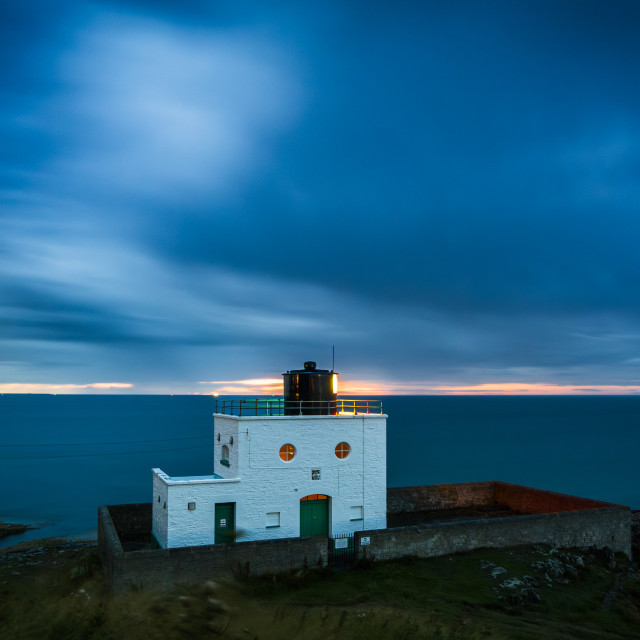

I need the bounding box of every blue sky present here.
[2,1,640,394]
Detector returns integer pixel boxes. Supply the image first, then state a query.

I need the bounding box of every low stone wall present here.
[106,503,152,538]
[388,481,624,514]
[356,506,631,561]
[99,482,632,592]
[360,482,631,562]
[387,481,496,513]
[99,505,328,594]
[493,482,618,513]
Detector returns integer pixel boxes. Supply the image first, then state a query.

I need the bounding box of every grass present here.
[1,541,639,639]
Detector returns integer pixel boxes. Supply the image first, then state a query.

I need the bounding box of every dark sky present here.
[2,0,640,394]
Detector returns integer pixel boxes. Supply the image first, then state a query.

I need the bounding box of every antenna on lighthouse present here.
[332,345,335,372]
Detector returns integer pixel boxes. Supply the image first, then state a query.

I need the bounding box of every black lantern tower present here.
[282,361,338,415]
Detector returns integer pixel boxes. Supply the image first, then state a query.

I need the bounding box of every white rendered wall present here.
[152,471,242,547]
[213,416,239,478]
[151,469,169,547]
[154,413,387,548]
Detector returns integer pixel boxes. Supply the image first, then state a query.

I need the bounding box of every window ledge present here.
[220,459,230,467]
[265,525,280,529]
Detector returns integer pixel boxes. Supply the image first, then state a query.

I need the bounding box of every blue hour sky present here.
[2,0,640,394]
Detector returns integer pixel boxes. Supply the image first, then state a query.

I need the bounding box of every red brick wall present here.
[494,481,618,514]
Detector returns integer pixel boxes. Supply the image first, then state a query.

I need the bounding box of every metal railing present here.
[214,398,383,416]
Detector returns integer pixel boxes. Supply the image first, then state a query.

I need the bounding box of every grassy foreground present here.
[1,539,640,639]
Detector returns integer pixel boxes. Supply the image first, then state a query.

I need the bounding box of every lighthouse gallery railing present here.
[214,398,383,416]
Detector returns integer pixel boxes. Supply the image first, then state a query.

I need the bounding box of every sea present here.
[1,394,638,548]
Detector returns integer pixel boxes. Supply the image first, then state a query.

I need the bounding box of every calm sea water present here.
[1,395,638,548]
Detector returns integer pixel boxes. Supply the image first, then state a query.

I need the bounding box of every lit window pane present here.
[279,443,296,461]
[335,442,351,459]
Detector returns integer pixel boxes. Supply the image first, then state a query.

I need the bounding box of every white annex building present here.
[151,362,387,549]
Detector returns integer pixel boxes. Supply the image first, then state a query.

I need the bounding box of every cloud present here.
[0,382,133,393]
[40,11,302,207]
[2,2,640,393]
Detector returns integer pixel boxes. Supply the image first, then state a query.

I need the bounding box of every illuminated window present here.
[335,442,351,459]
[279,443,296,462]
[300,494,328,501]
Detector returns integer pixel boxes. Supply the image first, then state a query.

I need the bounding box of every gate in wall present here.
[328,533,355,572]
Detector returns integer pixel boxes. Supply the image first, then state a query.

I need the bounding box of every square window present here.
[350,506,363,521]
[188,502,196,510]
[311,469,321,480]
[266,512,280,528]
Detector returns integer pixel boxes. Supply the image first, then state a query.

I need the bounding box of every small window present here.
[266,512,280,528]
[188,502,196,510]
[279,444,296,462]
[229,436,234,445]
[222,444,229,460]
[350,506,363,521]
[335,442,351,459]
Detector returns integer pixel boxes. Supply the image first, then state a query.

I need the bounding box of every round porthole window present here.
[279,444,296,462]
[335,442,351,459]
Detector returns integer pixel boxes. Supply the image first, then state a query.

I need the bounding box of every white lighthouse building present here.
[151,362,387,549]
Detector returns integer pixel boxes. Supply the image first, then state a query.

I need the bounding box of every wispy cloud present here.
[38,11,303,208]
[199,378,283,395]
[0,382,133,394]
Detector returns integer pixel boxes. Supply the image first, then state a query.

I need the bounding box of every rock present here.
[480,560,496,570]
[203,580,219,594]
[500,578,524,589]
[519,587,542,604]
[206,597,229,613]
[491,566,507,578]
[531,558,565,579]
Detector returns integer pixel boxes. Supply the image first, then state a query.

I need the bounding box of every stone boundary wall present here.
[387,482,495,513]
[388,481,622,515]
[493,482,619,513]
[99,483,631,592]
[107,503,152,538]
[98,505,327,594]
[355,506,631,561]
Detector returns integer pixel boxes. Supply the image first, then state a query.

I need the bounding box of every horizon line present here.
[2,380,640,396]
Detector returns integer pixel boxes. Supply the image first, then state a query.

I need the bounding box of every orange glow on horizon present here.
[198,377,640,396]
[2,379,638,396]
[199,378,284,395]
[337,381,640,395]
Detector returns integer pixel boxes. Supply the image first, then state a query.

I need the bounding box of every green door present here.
[300,495,329,537]
[214,502,235,544]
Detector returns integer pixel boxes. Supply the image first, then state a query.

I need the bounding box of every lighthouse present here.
[151,362,387,549]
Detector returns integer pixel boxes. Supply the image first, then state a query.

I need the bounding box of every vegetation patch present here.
[1,541,639,639]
